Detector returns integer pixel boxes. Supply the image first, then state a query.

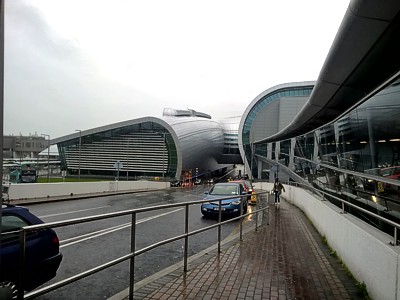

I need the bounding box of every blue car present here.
[1,204,63,292]
[201,182,248,218]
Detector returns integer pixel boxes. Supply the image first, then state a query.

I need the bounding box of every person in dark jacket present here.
[273,177,285,206]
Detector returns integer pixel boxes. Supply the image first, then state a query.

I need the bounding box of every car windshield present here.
[210,185,238,195]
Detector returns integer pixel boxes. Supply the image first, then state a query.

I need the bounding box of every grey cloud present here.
[5,0,161,139]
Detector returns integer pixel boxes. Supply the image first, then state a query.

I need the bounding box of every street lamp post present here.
[41,134,50,183]
[250,142,254,182]
[162,132,166,178]
[19,134,23,164]
[75,129,81,179]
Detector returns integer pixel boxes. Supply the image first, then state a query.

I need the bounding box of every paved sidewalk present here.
[118,199,363,300]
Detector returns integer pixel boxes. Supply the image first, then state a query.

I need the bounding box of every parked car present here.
[249,190,257,205]
[230,180,253,200]
[243,180,254,193]
[242,179,257,204]
[170,180,182,187]
[1,204,63,292]
[207,178,214,184]
[363,166,400,194]
[201,182,248,218]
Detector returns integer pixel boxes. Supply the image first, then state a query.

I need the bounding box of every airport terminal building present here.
[52,109,241,181]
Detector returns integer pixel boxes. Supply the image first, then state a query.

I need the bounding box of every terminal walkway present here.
[117,199,364,300]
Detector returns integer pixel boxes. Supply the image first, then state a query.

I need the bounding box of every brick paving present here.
[125,199,363,300]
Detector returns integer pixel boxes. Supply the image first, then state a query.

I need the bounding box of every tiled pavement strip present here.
[117,199,363,300]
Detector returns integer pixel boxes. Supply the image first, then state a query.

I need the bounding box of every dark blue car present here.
[1,204,63,292]
[201,182,248,218]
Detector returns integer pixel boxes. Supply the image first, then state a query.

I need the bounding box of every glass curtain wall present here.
[260,82,400,233]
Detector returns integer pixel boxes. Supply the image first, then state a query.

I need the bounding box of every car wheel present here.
[0,281,18,300]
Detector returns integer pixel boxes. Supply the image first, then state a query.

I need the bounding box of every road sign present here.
[113,161,124,169]
[113,161,123,181]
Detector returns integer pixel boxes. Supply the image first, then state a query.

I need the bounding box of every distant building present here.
[51,109,243,180]
[3,134,48,160]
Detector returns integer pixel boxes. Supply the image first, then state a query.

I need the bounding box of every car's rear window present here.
[2,215,29,231]
[1,214,30,242]
[211,185,238,195]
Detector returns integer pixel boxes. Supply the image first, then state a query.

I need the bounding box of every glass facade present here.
[249,81,400,233]
[218,117,242,164]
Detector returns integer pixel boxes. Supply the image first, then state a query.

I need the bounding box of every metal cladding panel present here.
[279,97,308,131]
[162,117,224,174]
[252,101,279,141]
[218,117,241,132]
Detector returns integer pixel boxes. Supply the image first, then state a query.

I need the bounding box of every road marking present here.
[60,208,183,248]
[39,206,111,218]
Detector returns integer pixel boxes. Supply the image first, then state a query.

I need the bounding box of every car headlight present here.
[231,200,241,205]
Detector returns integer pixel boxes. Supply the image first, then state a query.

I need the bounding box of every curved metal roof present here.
[51,115,225,179]
[256,0,400,144]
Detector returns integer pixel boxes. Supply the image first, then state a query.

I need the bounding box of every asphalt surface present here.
[18,187,255,299]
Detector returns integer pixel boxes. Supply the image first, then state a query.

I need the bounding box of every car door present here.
[1,209,57,290]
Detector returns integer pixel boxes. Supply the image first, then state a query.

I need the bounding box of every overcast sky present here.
[4,0,350,139]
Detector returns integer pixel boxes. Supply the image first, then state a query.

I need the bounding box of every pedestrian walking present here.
[273,177,285,207]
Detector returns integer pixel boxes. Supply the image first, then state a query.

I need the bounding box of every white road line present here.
[39,206,111,218]
[60,208,183,248]
[61,223,129,243]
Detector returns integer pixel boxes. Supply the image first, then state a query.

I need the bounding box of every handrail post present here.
[240,195,243,241]
[265,193,269,225]
[395,226,398,246]
[184,204,189,272]
[129,212,136,300]
[18,229,26,300]
[218,200,222,253]
[255,196,259,231]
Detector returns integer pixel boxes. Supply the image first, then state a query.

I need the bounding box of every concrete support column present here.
[313,131,320,164]
[257,159,262,179]
[334,123,342,168]
[289,138,296,171]
[275,141,280,162]
[267,143,272,160]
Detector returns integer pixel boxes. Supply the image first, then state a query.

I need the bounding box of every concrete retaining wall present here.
[254,182,400,300]
[7,180,169,200]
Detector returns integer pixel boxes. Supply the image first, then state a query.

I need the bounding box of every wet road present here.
[26,186,257,299]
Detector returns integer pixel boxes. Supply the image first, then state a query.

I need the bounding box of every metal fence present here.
[13,191,270,300]
[287,181,400,246]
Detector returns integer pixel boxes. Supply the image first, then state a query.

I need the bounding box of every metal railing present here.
[288,181,400,246]
[12,191,270,300]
